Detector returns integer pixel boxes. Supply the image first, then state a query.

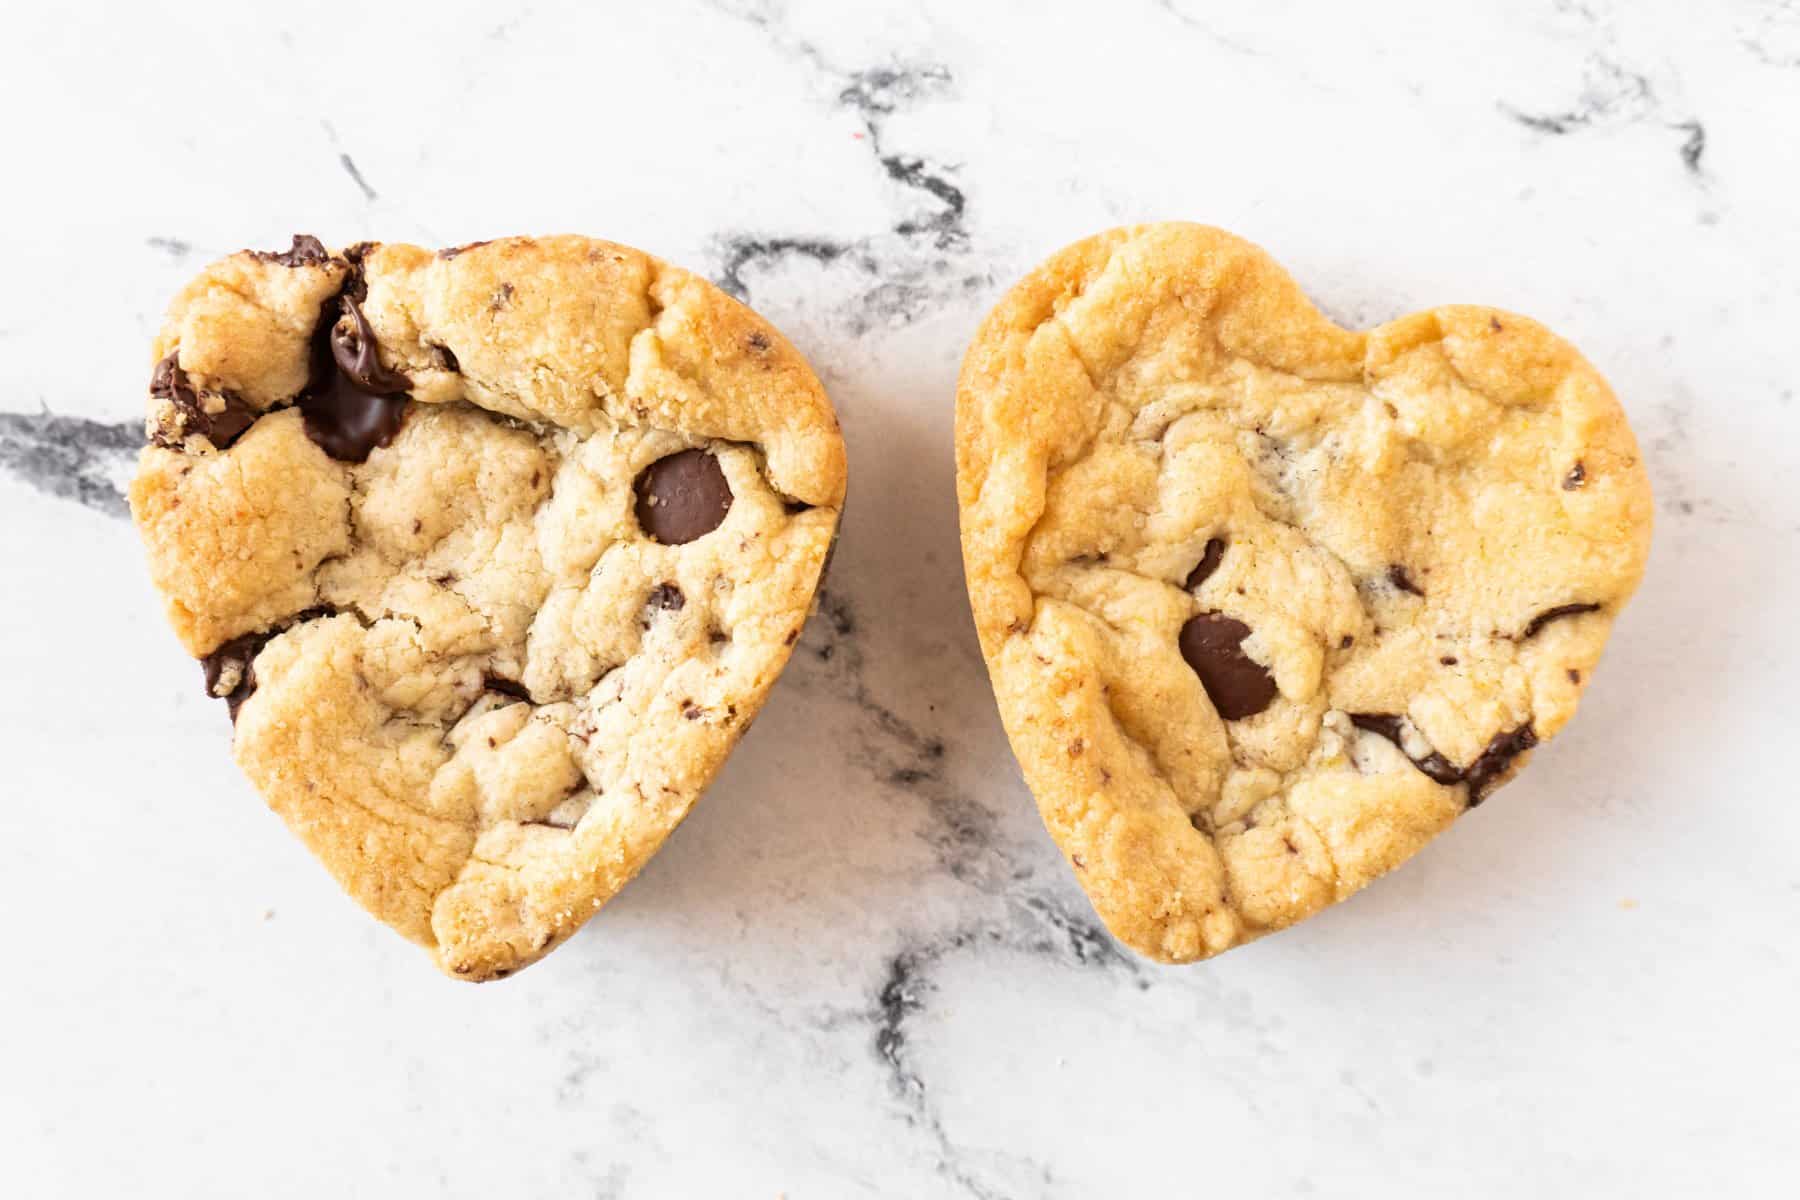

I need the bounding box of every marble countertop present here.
[4,1,1796,1195]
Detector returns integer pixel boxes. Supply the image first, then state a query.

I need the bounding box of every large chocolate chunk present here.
[634,449,733,544]
[252,234,333,269]
[483,674,532,704]
[202,631,275,722]
[1179,612,1277,720]
[300,295,410,462]
[1463,724,1538,802]
[149,353,257,450]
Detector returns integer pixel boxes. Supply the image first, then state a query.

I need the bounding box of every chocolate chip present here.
[1179,612,1277,720]
[483,674,531,703]
[299,294,410,462]
[746,330,771,352]
[428,343,460,373]
[1348,712,1406,743]
[340,241,377,275]
[437,240,491,259]
[1563,462,1586,491]
[196,607,333,722]
[1463,725,1538,803]
[1521,603,1601,640]
[150,355,193,402]
[1411,749,1466,787]
[1388,564,1425,597]
[633,449,733,544]
[149,353,257,450]
[1440,656,1458,665]
[1351,712,1466,786]
[1349,711,1535,800]
[1567,668,1582,684]
[251,234,332,269]
[202,631,275,722]
[1185,538,1227,590]
[648,583,685,611]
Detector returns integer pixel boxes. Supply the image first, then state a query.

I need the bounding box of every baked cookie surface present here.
[132,235,846,979]
[955,224,1651,963]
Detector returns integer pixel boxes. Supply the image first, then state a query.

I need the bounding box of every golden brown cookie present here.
[956,223,1651,963]
[132,235,846,980]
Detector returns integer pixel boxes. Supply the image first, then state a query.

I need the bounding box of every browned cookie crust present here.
[133,235,846,980]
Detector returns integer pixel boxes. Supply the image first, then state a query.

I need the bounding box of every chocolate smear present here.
[1349,712,1538,802]
[299,294,410,462]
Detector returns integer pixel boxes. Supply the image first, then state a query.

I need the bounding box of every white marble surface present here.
[3,1,1797,1195]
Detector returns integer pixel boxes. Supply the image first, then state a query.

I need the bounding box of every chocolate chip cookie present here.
[955,224,1651,963]
[132,235,846,980]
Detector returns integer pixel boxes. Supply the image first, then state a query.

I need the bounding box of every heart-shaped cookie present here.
[956,224,1651,962]
[133,236,845,980]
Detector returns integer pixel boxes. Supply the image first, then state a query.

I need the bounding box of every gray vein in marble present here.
[1674,120,1706,174]
[1500,52,1655,135]
[338,152,377,201]
[1152,0,1269,58]
[870,901,1138,1200]
[562,1111,644,1199]
[702,0,983,330]
[0,411,139,515]
[794,589,998,888]
[1497,15,1708,178]
[776,574,1150,1195]
[557,1045,611,1105]
[714,237,871,307]
[1742,0,1800,67]
[146,235,192,260]
[836,63,968,250]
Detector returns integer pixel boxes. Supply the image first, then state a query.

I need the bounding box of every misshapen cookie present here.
[956,224,1651,963]
[133,235,846,979]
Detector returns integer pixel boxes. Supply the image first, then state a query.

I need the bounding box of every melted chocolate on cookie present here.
[201,631,276,722]
[300,294,411,462]
[1350,712,1539,804]
[252,234,333,269]
[148,353,257,450]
